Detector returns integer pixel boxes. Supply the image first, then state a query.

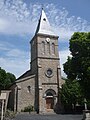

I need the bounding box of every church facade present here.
[8,9,64,113]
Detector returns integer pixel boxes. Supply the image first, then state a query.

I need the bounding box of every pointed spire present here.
[35,9,57,36]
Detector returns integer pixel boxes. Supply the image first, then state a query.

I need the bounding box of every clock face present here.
[46,37,50,42]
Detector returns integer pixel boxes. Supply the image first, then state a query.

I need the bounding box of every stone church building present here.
[8,9,64,114]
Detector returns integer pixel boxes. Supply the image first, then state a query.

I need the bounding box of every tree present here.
[63,32,90,99]
[0,67,16,90]
[61,79,83,112]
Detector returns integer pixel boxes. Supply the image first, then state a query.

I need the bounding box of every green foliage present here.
[0,67,16,90]
[21,105,34,113]
[61,79,83,106]
[5,109,16,119]
[63,32,90,99]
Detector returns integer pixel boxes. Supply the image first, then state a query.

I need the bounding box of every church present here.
[8,9,64,114]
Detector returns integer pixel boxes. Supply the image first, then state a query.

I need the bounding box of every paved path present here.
[13,114,83,120]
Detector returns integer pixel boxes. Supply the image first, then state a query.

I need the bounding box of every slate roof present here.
[16,70,32,80]
[35,8,57,36]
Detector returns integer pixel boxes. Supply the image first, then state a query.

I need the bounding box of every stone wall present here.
[16,75,35,112]
[8,75,35,112]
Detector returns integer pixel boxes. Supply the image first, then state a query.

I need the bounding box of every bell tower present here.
[30,9,62,113]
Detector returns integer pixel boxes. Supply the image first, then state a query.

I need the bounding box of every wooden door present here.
[46,98,54,109]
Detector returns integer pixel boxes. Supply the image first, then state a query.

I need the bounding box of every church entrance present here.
[45,91,55,110]
[46,97,54,109]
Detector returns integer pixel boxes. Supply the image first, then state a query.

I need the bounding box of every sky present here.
[0,0,90,78]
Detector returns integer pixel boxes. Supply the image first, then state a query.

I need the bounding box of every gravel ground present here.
[12,113,83,120]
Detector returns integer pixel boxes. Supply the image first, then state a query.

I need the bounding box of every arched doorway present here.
[45,89,56,110]
[46,92,54,109]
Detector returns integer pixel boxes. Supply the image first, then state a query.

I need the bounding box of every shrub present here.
[21,105,34,113]
[5,109,16,119]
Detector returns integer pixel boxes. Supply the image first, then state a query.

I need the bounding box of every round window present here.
[46,68,53,77]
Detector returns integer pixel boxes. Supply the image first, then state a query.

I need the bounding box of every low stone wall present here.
[83,110,90,120]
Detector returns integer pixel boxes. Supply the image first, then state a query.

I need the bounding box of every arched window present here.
[47,42,50,54]
[42,41,45,54]
[52,43,55,54]
[27,86,31,92]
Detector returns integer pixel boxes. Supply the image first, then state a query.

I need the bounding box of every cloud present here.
[0,41,15,51]
[0,43,9,51]
[0,57,29,78]
[0,18,36,35]
[0,41,29,78]
[6,49,29,58]
[0,0,37,35]
[55,27,74,40]
[0,18,10,32]
[0,1,90,39]
[0,1,90,78]
[0,43,29,78]
[59,49,72,77]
